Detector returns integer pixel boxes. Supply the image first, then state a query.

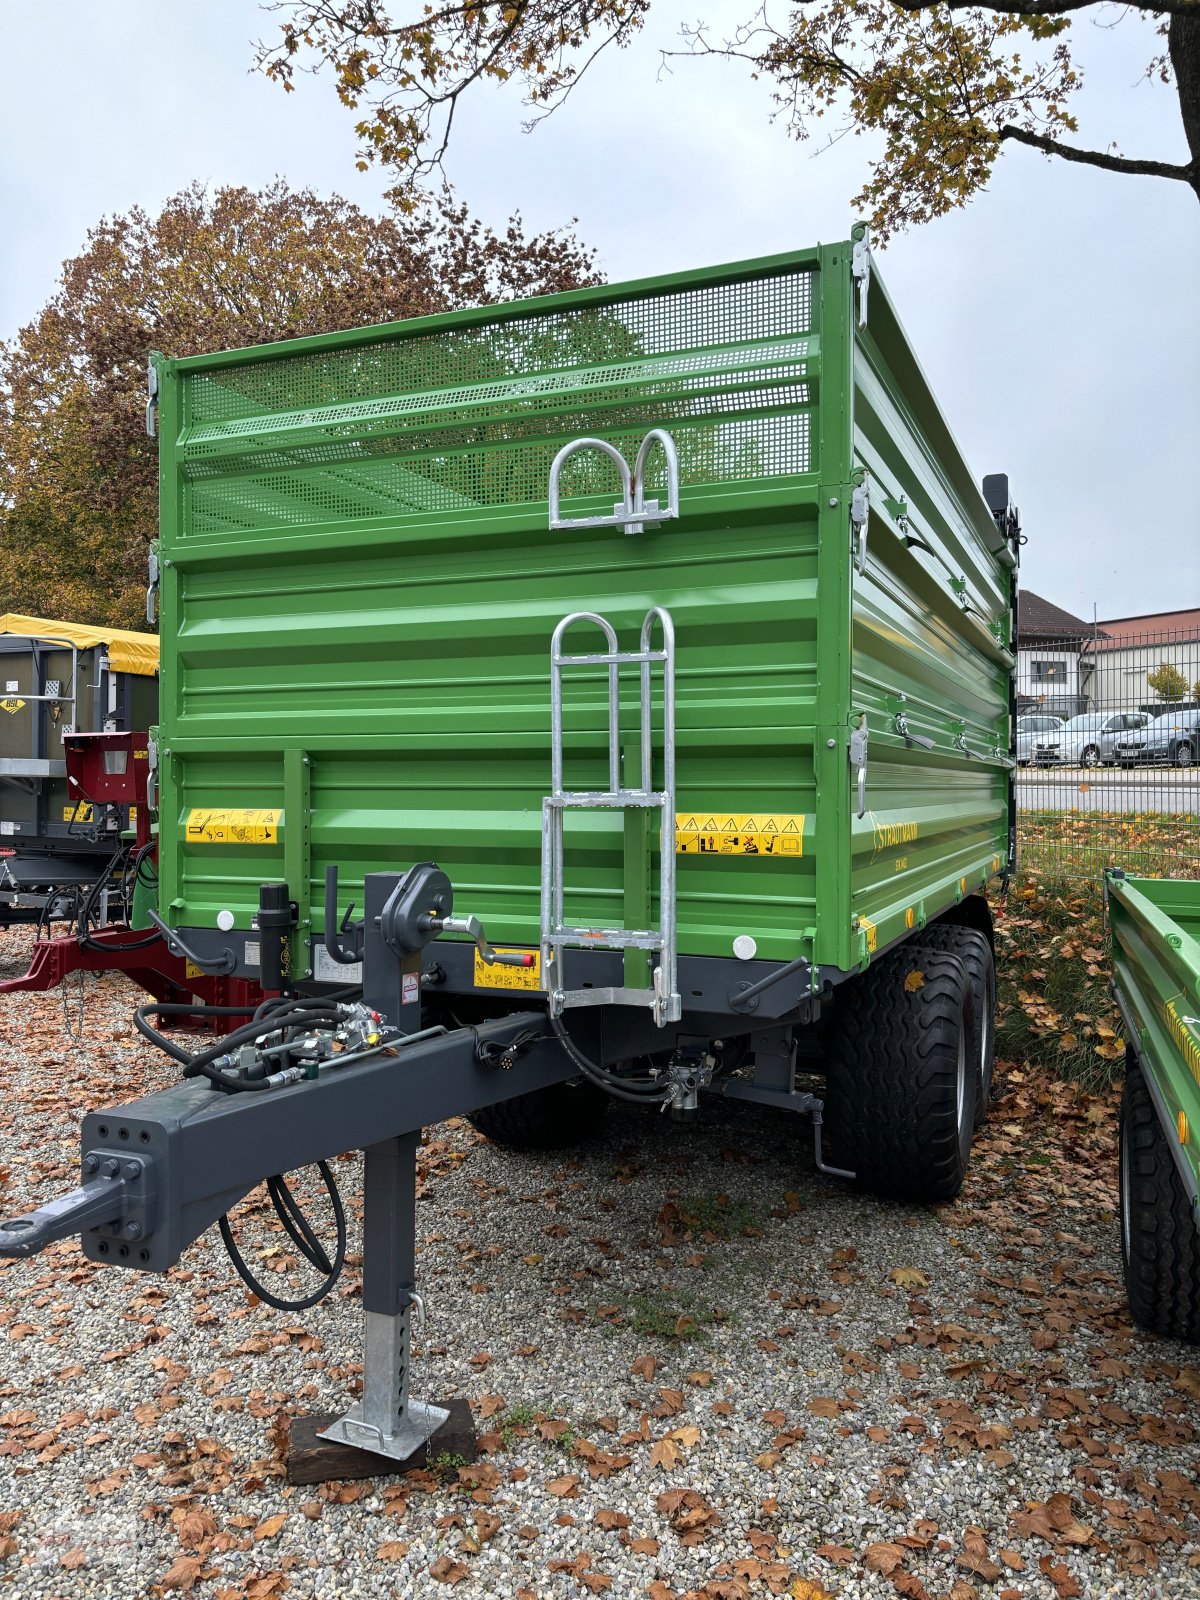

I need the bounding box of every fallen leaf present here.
[430,1555,470,1585]
[904,970,925,993]
[376,1540,410,1559]
[889,1267,929,1290]
[864,1541,907,1575]
[253,1514,286,1542]
[814,1543,854,1564]
[159,1555,204,1592]
[546,1475,579,1498]
[594,1509,630,1530]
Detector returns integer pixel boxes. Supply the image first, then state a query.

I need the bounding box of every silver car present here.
[1114,710,1200,768]
[1032,709,1152,768]
[1015,713,1065,766]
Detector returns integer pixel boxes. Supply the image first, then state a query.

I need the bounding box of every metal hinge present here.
[850,476,870,575]
[146,544,160,626]
[849,715,869,819]
[851,226,872,328]
[146,734,159,813]
[145,361,159,439]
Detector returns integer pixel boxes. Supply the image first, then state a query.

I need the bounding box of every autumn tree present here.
[1146,661,1188,699]
[0,181,598,629]
[256,1,1199,235]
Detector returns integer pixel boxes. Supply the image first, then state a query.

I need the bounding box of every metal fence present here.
[1015,622,1200,884]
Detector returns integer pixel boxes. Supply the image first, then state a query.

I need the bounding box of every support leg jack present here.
[284,1132,476,1483]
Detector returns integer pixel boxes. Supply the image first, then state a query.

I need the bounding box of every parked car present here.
[1032,710,1152,768]
[1016,712,1065,765]
[1113,709,1200,768]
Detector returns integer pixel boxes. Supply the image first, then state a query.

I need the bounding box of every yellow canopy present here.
[0,613,159,677]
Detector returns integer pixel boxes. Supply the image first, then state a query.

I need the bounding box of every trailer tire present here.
[467,1080,609,1151]
[824,945,977,1203]
[1119,1055,1200,1343]
[914,924,995,1126]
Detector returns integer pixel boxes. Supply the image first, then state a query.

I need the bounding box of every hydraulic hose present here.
[548,1011,672,1105]
[218,1161,347,1312]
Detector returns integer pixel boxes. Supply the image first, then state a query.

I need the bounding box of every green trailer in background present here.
[1107,871,1200,1343]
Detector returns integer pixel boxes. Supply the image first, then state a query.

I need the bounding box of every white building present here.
[1015,591,1093,717]
[1083,609,1200,713]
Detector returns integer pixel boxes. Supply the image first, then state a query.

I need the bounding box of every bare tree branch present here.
[1000,121,1195,179]
[894,0,1200,16]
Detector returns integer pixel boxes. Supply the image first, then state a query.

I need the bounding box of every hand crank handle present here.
[421,914,536,968]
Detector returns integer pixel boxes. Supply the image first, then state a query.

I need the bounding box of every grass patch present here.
[995,814,1198,1090]
[993,870,1125,1092]
[624,1290,718,1343]
[677,1192,762,1240]
[1017,810,1199,884]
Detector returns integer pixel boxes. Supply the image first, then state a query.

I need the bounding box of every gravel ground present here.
[0,941,1198,1600]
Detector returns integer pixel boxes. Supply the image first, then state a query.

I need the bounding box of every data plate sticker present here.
[473,948,542,991]
[675,813,804,858]
[313,944,362,984]
[185,808,282,845]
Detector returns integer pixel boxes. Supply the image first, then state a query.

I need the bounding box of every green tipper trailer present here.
[2,230,1023,1475]
[142,224,1019,1198]
[1107,871,1200,1343]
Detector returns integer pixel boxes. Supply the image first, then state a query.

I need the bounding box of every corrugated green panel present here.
[168,513,820,959]
[1109,874,1200,1199]
[847,272,1012,961]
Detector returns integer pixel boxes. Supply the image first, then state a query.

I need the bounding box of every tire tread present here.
[824,944,977,1203]
[1120,1061,1200,1343]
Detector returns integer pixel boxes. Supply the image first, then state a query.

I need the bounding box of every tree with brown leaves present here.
[0,181,598,629]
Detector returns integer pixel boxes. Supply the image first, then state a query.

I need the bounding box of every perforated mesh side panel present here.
[179,264,817,532]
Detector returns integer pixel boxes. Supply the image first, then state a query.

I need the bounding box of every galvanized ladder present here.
[540,430,683,1029]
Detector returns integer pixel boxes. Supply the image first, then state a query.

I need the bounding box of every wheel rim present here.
[1082,745,1099,768]
[1119,1123,1132,1265]
[980,969,995,1090]
[1177,744,1193,768]
[955,1028,969,1145]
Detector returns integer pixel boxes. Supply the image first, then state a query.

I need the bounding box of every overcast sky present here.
[1,0,1197,620]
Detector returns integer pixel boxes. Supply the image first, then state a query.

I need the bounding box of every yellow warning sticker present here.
[675,813,804,858]
[473,947,542,991]
[0,697,26,714]
[185,808,282,845]
[859,914,878,954]
[62,803,95,823]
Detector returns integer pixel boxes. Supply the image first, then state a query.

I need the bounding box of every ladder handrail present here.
[547,438,633,533]
[541,605,680,1027]
[550,611,621,797]
[547,429,680,537]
